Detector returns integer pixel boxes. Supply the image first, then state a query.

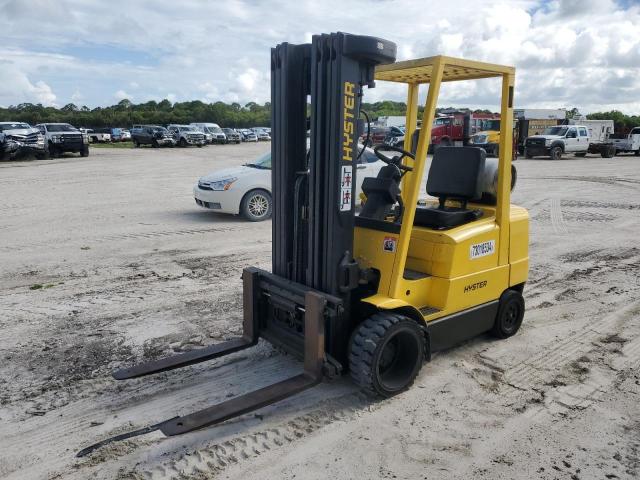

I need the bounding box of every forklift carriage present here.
[78,32,528,457]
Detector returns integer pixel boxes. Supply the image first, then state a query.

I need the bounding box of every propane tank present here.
[476,157,517,203]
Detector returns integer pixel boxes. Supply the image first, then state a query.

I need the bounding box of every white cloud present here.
[0,0,638,113]
[0,63,57,106]
[114,89,132,101]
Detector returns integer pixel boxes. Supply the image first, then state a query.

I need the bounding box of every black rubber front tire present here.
[240,189,272,221]
[152,139,159,148]
[349,312,425,397]
[635,150,640,156]
[48,143,59,158]
[80,146,89,157]
[550,146,562,160]
[491,289,525,339]
[179,138,187,148]
[134,140,140,148]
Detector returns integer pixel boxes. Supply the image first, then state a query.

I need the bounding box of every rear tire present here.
[438,138,451,149]
[349,312,425,397]
[490,289,525,339]
[80,146,89,157]
[550,146,562,160]
[601,145,615,158]
[134,140,140,148]
[240,189,272,221]
[635,150,639,156]
[179,138,187,148]
[152,139,159,148]
[574,152,586,157]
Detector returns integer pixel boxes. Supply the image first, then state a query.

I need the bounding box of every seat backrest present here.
[426,146,486,201]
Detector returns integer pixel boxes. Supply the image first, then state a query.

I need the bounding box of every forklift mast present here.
[271,33,396,361]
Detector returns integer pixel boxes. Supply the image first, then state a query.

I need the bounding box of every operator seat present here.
[414,146,485,230]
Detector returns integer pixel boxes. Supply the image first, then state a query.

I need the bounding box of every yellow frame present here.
[373,55,516,301]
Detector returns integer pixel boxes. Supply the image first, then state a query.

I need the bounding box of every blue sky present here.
[1,0,639,114]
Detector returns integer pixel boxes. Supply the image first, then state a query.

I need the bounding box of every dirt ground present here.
[1,144,639,480]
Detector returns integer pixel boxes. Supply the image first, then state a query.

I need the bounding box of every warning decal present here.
[340,165,353,211]
[383,236,397,253]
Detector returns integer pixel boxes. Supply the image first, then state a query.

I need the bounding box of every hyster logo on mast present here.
[340,81,355,212]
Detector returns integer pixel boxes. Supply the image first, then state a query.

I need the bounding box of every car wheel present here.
[349,312,425,397]
[152,139,159,148]
[490,289,525,339]
[48,143,59,158]
[241,189,272,221]
[550,146,562,160]
[601,145,615,158]
[80,146,89,157]
[179,138,187,148]
[134,140,140,148]
[574,152,586,157]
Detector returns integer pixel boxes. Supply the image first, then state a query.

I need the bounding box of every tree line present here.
[1,99,637,132]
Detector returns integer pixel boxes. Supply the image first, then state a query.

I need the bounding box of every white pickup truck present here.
[524,120,616,160]
[610,127,640,156]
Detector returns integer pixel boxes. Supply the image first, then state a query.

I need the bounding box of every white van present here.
[190,123,226,144]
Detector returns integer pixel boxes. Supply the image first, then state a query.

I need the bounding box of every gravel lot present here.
[1,145,639,480]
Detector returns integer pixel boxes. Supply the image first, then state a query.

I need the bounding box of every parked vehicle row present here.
[193,145,379,221]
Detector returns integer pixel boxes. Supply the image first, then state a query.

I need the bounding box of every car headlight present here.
[545,138,552,145]
[51,135,62,143]
[210,177,238,191]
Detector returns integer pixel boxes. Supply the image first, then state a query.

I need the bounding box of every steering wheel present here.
[373,145,414,172]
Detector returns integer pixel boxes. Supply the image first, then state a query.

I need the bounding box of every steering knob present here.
[373,145,414,171]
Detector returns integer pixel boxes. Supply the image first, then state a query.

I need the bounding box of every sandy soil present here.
[0,145,638,480]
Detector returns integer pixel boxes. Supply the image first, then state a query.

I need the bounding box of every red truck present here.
[430,112,500,147]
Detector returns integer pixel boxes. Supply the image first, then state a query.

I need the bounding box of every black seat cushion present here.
[414,146,486,229]
[414,205,483,230]
[426,146,485,200]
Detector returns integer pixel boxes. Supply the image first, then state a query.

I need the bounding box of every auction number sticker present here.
[470,240,495,259]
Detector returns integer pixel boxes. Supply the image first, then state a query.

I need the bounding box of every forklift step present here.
[112,337,256,380]
[403,269,431,280]
[419,305,440,316]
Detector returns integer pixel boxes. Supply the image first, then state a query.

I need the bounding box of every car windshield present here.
[544,126,568,136]
[46,124,76,132]
[180,126,196,132]
[434,118,450,125]
[223,129,233,133]
[358,147,378,164]
[481,119,500,131]
[153,127,167,133]
[245,152,271,169]
[206,126,223,133]
[0,123,30,131]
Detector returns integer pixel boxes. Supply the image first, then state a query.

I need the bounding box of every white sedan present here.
[194,147,385,221]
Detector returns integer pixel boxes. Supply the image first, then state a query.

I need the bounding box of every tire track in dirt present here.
[125,391,374,480]
[502,302,640,391]
[0,225,252,253]
[549,198,568,234]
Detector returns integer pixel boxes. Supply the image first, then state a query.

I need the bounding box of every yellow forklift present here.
[79,32,528,456]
